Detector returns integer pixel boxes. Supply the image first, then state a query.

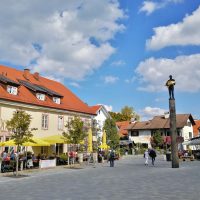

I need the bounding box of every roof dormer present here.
[7,85,18,95]
[36,93,45,101]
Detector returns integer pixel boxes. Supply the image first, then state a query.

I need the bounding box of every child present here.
[144,149,149,166]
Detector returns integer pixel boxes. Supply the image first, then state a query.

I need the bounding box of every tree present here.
[151,130,164,148]
[109,106,140,122]
[6,110,33,176]
[121,106,140,121]
[103,118,119,150]
[62,116,88,151]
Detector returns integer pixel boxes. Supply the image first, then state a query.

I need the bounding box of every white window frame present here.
[7,85,18,95]
[58,116,64,130]
[42,114,49,129]
[53,97,61,104]
[36,93,45,101]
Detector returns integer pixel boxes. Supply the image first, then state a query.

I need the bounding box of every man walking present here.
[109,150,115,167]
[149,148,157,165]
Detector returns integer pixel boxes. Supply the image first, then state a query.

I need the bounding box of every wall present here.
[0,100,93,155]
[128,130,151,147]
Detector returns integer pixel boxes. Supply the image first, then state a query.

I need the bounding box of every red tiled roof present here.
[116,121,130,137]
[0,65,95,115]
[193,120,200,137]
[127,114,194,130]
[90,105,102,114]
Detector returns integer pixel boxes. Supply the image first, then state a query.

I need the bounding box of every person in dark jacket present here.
[149,149,157,165]
[109,150,115,167]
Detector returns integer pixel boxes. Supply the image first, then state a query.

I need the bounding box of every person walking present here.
[144,149,149,166]
[109,150,115,167]
[149,148,157,165]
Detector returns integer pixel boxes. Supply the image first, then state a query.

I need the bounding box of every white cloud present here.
[147,5,200,50]
[0,0,125,80]
[69,82,80,88]
[140,0,183,15]
[140,106,167,121]
[104,75,119,84]
[135,54,200,92]
[140,1,159,15]
[111,60,126,66]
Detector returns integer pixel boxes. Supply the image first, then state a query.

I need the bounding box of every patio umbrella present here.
[87,128,93,153]
[102,130,107,144]
[99,130,110,150]
[41,135,67,144]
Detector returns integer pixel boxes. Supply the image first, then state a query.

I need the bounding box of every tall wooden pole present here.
[169,99,179,168]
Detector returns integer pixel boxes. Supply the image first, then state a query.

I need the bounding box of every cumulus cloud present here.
[147,5,200,50]
[140,106,167,120]
[104,75,119,84]
[140,0,183,15]
[135,54,200,92]
[0,0,125,80]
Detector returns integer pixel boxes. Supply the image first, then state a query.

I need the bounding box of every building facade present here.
[0,65,95,155]
[127,113,195,150]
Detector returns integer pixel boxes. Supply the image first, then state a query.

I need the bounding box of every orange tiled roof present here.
[90,105,102,114]
[193,120,200,137]
[127,114,195,130]
[116,121,130,137]
[0,65,95,115]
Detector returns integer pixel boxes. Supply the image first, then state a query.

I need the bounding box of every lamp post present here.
[165,75,179,168]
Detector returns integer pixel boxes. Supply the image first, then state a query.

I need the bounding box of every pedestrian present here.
[144,149,149,166]
[149,148,157,165]
[109,150,115,167]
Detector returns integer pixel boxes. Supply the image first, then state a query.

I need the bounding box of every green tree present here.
[121,106,140,121]
[6,110,33,176]
[62,116,88,151]
[151,130,164,148]
[103,118,119,150]
[109,106,140,122]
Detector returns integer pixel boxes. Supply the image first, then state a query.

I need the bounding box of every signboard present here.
[39,159,56,169]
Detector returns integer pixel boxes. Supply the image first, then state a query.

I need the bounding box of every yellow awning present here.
[0,137,50,147]
[41,135,67,144]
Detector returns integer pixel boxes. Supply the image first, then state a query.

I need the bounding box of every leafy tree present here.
[151,130,164,148]
[103,118,119,150]
[121,106,140,121]
[109,106,140,122]
[6,110,33,176]
[62,116,88,151]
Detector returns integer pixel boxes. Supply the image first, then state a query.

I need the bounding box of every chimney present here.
[164,112,169,119]
[23,68,30,80]
[33,72,40,80]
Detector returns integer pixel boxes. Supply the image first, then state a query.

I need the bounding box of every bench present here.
[180,155,194,161]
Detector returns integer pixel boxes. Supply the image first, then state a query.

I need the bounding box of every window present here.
[58,116,64,130]
[130,131,139,137]
[53,97,60,104]
[42,114,48,129]
[189,132,192,139]
[7,85,18,95]
[36,93,45,101]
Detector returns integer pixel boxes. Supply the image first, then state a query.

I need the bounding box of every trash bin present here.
[166,152,172,161]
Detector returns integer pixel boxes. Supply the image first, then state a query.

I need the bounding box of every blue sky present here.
[1,0,200,120]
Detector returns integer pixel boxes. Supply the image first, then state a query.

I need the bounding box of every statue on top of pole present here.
[165,75,176,99]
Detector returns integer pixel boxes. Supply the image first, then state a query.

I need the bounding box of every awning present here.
[41,135,67,144]
[0,137,50,146]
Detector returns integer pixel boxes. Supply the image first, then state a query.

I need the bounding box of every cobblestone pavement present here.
[0,155,200,200]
